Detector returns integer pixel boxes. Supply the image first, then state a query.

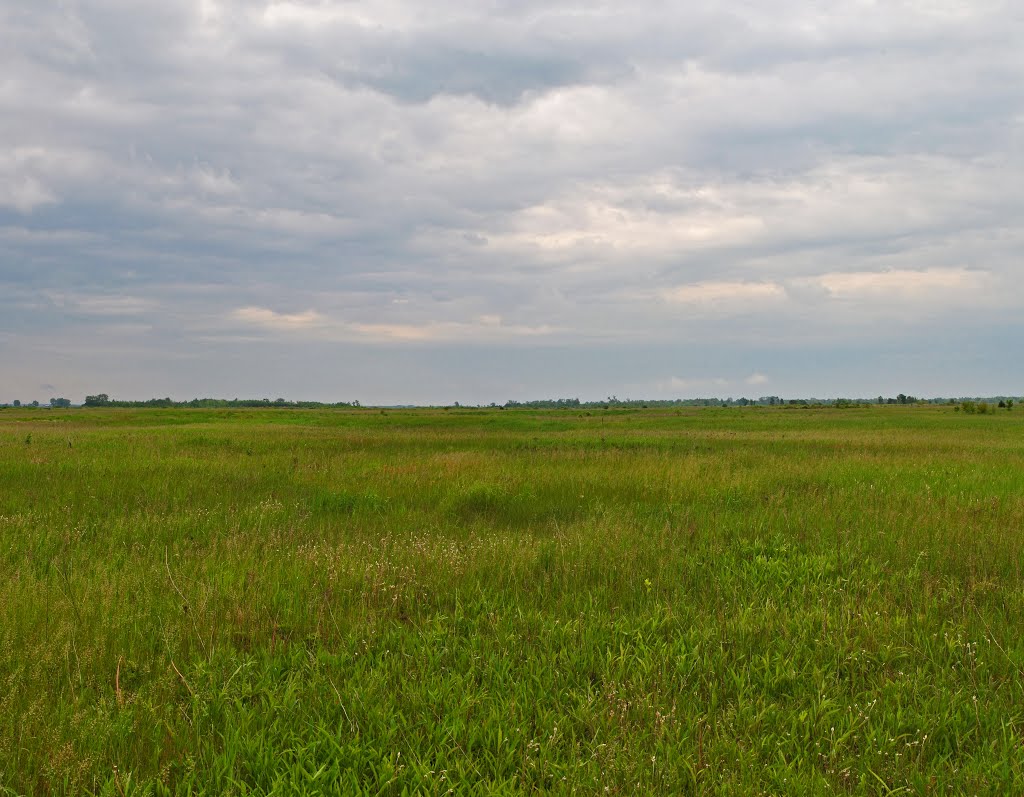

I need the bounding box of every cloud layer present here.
[2,1,1022,402]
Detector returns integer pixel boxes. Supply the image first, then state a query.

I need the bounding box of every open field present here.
[2,405,1023,795]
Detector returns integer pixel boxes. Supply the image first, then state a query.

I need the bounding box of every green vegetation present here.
[2,405,1023,795]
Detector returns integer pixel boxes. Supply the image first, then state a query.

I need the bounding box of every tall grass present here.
[1,406,1023,794]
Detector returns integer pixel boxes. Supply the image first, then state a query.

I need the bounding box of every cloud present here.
[661,372,769,394]
[232,307,323,330]
[66,295,158,316]
[229,307,560,343]
[0,176,57,214]
[664,376,730,392]
[808,268,984,298]
[0,147,103,214]
[663,281,785,304]
[2,1,1023,401]
[351,316,559,343]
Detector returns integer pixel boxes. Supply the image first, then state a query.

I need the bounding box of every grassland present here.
[1,405,1023,795]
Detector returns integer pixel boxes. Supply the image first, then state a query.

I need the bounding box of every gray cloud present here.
[1,0,1022,402]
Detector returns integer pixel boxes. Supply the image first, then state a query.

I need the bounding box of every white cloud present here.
[662,281,785,304]
[661,372,769,393]
[260,1,404,29]
[807,268,984,298]
[0,147,105,213]
[0,176,57,214]
[191,165,239,196]
[336,315,559,343]
[72,296,158,316]
[228,307,559,343]
[232,307,323,329]
[664,376,729,392]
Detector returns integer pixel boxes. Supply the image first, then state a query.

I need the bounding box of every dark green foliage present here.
[310,489,389,515]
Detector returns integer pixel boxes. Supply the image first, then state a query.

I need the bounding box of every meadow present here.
[1,405,1023,795]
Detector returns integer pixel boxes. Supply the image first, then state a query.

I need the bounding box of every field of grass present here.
[2,405,1023,795]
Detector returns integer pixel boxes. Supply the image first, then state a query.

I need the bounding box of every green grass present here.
[1,405,1023,795]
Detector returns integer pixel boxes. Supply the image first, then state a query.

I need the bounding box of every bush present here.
[310,489,389,515]
[448,482,509,518]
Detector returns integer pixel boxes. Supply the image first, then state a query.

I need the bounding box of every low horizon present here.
[4,391,1021,409]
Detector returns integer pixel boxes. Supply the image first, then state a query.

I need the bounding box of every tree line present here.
[80,395,360,409]
[500,395,1020,410]
[1,394,1020,410]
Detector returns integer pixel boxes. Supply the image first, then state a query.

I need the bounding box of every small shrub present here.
[444,482,574,528]
[447,482,510,519]
[310,489,389,514]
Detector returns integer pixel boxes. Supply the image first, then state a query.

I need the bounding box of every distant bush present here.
[310,489,389,515]
[448,482,510,518]
[443,482,575,528]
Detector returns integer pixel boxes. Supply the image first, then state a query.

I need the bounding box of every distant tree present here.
[31,400,39,408]
[1008,399,1015,410]
[12,400,20,407]
[51,398,72,408]
[84,394,110,407]
[999,400,1007,409]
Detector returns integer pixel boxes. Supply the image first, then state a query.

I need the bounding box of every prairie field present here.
[1,405,1023,795]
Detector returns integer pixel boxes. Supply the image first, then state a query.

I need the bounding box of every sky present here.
[2,0,1023,405]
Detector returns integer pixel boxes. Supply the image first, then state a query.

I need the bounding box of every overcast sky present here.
[2,1,1022,404]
